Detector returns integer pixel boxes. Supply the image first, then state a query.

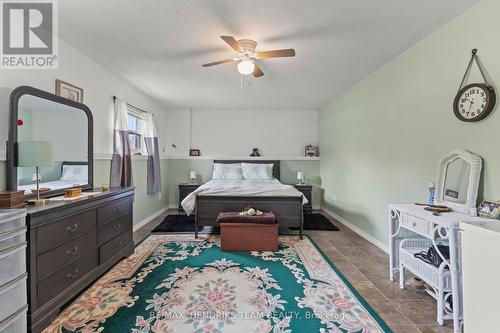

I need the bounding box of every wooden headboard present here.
[213,160,280,180]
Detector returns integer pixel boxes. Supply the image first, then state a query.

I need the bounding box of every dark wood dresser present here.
[26,187,135,333]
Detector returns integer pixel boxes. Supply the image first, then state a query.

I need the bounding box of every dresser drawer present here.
[99,214,132,245]
[400,213,433,237]
[99,198,133,226]
[99,230,132,263]
[37,230,97,281]
[37,210,96,253]
[37,251,97,306]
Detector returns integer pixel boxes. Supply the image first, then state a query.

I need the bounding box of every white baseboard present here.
[133,206,169,232]
[321,207,389,253]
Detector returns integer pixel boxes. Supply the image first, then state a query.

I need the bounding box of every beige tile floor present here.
[134,210,453,333]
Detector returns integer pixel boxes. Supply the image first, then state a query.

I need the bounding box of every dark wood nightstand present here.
[293,184,312,214]
[178,183,201,212]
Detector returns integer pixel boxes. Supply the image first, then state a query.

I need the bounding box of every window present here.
[126,105,146,154]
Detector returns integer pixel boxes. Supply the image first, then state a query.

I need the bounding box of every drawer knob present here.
[67,269,79,279]
[113,224,122,231]
[66,246,79,256]
[115,241,124,248]
[66,224,79,233]
[412,222,417,227]
[113,207,122,213]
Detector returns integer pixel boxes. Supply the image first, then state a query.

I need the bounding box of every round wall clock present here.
[454,49,496,122]
[453,83,496,122]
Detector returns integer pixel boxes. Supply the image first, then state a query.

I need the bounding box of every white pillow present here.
[212,163,243,180]
[60,165,88,182]
[241,163,274,180]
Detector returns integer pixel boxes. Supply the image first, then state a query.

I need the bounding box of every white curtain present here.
[144,114,161,194]
[110,98,133,187]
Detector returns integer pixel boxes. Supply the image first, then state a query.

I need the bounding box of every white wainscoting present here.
[321,207,389,253]
[133,206,169,232]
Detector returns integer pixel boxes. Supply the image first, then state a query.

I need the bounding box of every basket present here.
[220,223,278,252]
[400,238,452,290]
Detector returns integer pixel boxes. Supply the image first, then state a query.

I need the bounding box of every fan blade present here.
[202,59,235,67]
[220,36,242,52]
[257,49,295,59]
[253,62,264,78]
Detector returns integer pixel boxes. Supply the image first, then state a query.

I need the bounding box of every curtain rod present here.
[113,95,153,115]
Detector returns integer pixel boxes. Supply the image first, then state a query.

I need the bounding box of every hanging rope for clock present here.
[458,49,493,91]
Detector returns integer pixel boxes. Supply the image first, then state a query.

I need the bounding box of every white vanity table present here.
[389,204,489,332]
[389,149,486,333]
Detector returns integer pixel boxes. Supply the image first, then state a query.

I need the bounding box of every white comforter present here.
[181,179,308,216]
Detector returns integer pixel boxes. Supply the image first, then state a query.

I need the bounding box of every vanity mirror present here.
[6,86,93,198]
[434,149,482,215]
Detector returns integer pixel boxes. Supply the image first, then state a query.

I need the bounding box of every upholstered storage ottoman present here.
[217,212,278,252]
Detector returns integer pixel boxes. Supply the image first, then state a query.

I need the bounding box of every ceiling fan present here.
[202,36,295,78]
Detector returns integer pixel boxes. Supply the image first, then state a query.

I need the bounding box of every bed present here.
[181,160,305,239]
[18,161,89,194]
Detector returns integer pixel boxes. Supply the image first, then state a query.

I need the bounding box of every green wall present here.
[319,0,500,245]
[94,159,169,225]
[167,159,321,209]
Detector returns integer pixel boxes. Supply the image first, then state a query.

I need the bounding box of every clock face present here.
[453,83,496,122]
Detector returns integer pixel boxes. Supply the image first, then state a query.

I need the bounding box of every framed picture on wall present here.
[55,79,84,103]
[189,149,201,156]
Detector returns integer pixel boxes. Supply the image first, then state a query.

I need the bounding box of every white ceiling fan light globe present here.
[237,60,255,75]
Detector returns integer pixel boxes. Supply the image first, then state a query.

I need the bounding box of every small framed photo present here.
[189,149,200,157]
[478,200,500,219]
[55,79,84,103]
[305,144,319,157]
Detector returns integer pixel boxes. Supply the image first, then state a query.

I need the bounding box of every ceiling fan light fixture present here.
[237,60,255,75]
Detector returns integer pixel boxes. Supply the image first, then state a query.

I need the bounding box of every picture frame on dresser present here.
[477,200,500,219]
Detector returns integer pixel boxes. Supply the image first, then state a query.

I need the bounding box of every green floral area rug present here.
[45,235,391,333]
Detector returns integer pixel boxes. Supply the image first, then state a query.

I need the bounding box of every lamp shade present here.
[17,141,54,167]
[297,171,304,180]
[190,171,197,179]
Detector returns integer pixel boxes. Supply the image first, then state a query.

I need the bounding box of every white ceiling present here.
[58,0,479,110]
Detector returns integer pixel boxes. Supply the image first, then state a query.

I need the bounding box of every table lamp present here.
[297,171,305,185]
[18,141,53,205]
[190,171,197,184]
